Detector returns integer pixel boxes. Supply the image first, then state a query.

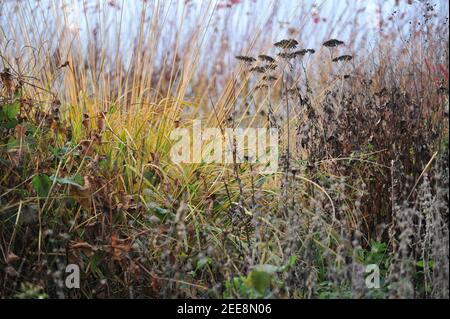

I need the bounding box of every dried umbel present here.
[250,66,266,73]
[255,84,268,90]
[293,49,308,57]
[286,87,299,95]
[294,49,314,57]
[263,63,277,70]
[323,39,345,47]
[332,55,353,62]
[263,75,277,82]
[258,54,275,63]
[277,52,296,60]
[277,48,315,60]
[274,39,298,49]
[235,55,256,63]
[59,61,70,69]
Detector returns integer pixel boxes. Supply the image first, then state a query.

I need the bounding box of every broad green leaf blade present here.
[3,101,20,120]
[31,174,52,198]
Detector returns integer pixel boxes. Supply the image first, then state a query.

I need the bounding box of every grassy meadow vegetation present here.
[0,0,448,298]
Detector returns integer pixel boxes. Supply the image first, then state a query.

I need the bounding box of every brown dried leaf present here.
[7,252,19,263]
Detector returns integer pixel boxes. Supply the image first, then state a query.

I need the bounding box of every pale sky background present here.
[3,1,448,48]
[58,0,449,51]
[1,0,448,72]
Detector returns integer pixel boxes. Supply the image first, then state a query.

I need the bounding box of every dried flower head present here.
[323,39,345,47]
[294,49,308,57]
[332,55,353,62]
[274,39,298,49]
[255,84,268,90]
[0,68,14,94]
[258,55,275,63]
[250,66,266,73]
[0,68,12,81]
[277,52,296,60]
[235,55,256,63]
[263,75,277,82]
[263,63,278,70]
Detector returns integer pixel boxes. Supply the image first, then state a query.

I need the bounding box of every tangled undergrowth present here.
[0,0,448,299]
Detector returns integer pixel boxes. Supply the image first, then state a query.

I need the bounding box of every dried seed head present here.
[263,63,278,70]
[294,49,308,56]
[1,69,15,95]
[250,66,266,73]
[258,54,275,63]
[274,39,298,49]
[97,117,105,131]
[277,52,296,60]
[0,68,13,82]
[293,49,316,58]
[255,84,268,90]
[332,55,353,62]
[263,75,277,82]
[82,117,90,130]
[59,61,70,68]
[235,55,256,63]
[322,39,345,47]
[79,140,93,154]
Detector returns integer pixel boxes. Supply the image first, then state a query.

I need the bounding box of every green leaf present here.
[245,264,280,295]
[252,264,280,274]
[287,255,298,268]
[51,175,84,189]
[416,260,435,269]
[6,137,19,150]
[154,206,170,219]
[23,122,37,134]
[5,119,18,129]
[196,257,212,270]
[146,201,171,220]
[247,269,272,294]
[143,170,160,186]
[3,101,20,120]
[31,174,52,198]
[370,240,387,254]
